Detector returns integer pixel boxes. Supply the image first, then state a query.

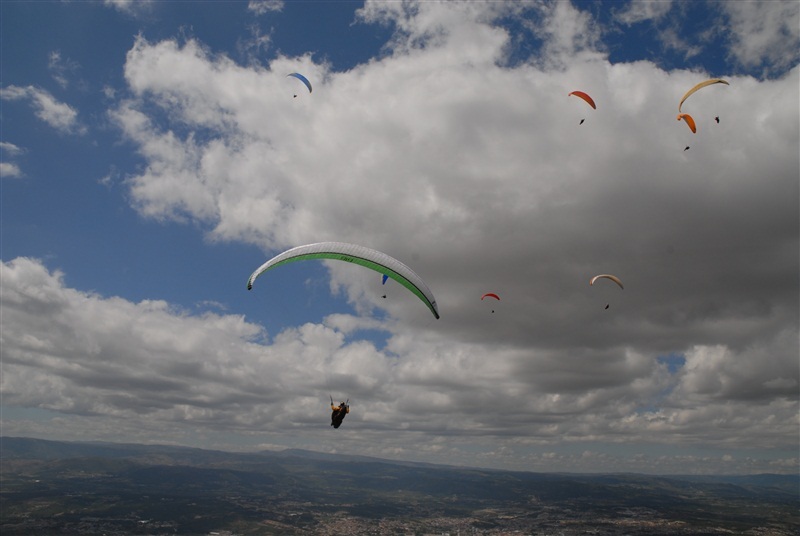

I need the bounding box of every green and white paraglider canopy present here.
[247,242,440,319]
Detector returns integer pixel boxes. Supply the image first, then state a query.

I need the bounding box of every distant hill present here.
[2,436,797,493]
[2,436,798,535]
[2,436,796,489]
[1,436,231,462]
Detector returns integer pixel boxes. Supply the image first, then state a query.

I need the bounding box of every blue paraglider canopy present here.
[287,72,312,94]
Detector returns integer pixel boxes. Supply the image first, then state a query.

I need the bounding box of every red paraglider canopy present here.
[481,293,500,301]
[568,90,596,109]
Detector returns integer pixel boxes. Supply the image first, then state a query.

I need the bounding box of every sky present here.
[1,0,798,476]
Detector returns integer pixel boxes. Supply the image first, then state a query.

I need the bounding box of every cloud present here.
[654,26,704,61]
[1,142,25,178]
[675,333,799,403]
[109,2,797,346]
[2,239,796,472]
[528,0,604,67]
[355,1,603,69]
[610,1,800,77]
[0,141,24,156]
[611,1,711,66]
[108,0,796,459]
[237,23,274,66]
[4,0,797,473]
[247,0,283,16]
[357,0,513,58]
[615,0,674,25]
[1,162,23,179]
[48,50,81,89]
[721,1,800,75]
[1,257,286,426]
[110,4,799,338]
[0,85,86,135]
[103,0,154,17]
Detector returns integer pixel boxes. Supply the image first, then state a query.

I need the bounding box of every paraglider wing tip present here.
[247,283,253,290]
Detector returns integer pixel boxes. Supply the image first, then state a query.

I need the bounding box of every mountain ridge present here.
[2,436,797,535]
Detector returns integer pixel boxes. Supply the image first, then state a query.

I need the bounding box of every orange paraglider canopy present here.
[677,113,696,133]
[568,91,596,109]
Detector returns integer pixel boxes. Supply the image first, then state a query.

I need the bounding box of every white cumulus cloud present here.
[0,85,86,135]
[3,0,797,473]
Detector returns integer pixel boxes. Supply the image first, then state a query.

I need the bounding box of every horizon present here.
[3,435,798,479]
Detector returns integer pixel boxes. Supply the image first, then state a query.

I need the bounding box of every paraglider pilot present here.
[330,397,349,429]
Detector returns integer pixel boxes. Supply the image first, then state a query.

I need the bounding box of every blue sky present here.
[1,0,798,475]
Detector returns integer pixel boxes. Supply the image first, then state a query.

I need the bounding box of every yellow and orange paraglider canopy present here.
[678,79,728,113]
